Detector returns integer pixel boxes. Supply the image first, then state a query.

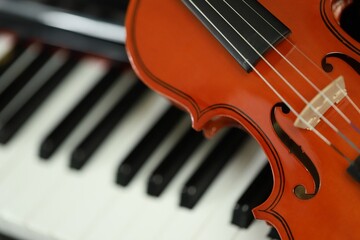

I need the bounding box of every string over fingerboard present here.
[182,0,290,72]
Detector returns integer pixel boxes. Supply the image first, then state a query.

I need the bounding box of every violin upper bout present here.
[126,0,259,134]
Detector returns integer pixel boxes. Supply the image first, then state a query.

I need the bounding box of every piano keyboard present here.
[0,1,280,239]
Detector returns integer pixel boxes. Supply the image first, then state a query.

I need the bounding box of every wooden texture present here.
[125,0,360,239]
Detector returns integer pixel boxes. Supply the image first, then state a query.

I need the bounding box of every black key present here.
[147,127,205,197]
[0,39,28,76]
[268,227,281,240]
[70,80,147,170]
[0,52,79,144]
[0,232,17,240]
[116,106,184,186]
[180,128,249,209]
[0,46,53,112]
[231,163,273,228]
[39,65,124,159]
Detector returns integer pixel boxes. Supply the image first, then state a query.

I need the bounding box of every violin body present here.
[126,0,360,239]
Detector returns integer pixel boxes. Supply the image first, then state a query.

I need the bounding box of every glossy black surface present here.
[268,227,281,240]
[70,81,147,170]
[147,127,205,197]
[116,106,184,186]
[0,47,53,114]
[180,129,249,209]
[39,65,124,159]
[0,53,79,144]
[231,163,273,228]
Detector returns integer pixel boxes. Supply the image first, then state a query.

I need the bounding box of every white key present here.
[0,56,106,173]
[0,56,107,198]
[0,50,68,120]
[52,93,169,240]
[83,114,191,240]
[192,139,268,240]
[0,58,107,239]
[0,34,15,61]
[0,48,271,240]
[44,69,140,161]
[157,134,266,240]
[232,220,270,240]
[0,50,70,225]
[18,59,118,235]
[26,77,169,240]
[117,118,192,240]
[0,43,43,170]
[0,159,61,224]
[124,127,230,240]
[151,133,223,238]
[0,43,41,93]
[33,172,112,240]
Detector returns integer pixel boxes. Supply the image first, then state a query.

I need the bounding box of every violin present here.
[125,0,360,239]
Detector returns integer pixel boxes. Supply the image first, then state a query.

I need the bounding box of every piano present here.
[0,1,279,239]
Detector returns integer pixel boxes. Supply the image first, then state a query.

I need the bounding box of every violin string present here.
[187,0,353,163]
[336,81,360,132]
[345,93,360,115]
[224,0,359,134]
[337,84,360,132]
[204,0,360,154]
[237,0,360,134]
[240,0,360,119]
[222,0,360,153]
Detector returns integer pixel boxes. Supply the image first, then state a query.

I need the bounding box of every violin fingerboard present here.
[182,0,291,72]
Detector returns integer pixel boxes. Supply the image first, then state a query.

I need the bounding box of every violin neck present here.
[182,0,291,72]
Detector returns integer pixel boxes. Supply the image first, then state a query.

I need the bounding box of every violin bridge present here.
[294,76,347,130]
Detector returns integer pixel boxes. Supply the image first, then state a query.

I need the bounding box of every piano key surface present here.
[39,64,125,159]
[0,27,275,240]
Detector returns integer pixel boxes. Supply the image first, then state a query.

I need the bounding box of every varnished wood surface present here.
[126,1,360,239]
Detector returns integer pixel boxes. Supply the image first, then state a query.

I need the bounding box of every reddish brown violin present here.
[125,0,360,239]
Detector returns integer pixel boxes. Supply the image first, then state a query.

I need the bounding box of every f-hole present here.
[271,103,320,200]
